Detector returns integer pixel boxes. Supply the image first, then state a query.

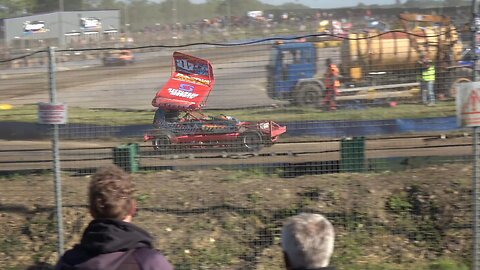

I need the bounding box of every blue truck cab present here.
[458,47,480,68]
[267,42,325,106]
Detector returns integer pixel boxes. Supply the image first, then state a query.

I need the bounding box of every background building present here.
[1,10,120,49]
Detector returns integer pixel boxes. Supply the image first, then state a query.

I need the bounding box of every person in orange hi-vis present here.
[323,58,340,111]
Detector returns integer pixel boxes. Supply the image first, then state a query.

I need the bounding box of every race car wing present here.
[152,52,215,111]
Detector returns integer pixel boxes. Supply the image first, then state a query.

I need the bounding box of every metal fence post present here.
[474,127,479,270]
[472,1,479,269]
[48,46,64,255]
[340,136,365,173]
[113,143,139,173]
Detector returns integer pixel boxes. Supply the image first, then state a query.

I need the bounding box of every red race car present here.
[144,52,286,153]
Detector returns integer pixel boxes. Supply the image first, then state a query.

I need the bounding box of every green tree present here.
[32,0,56,13]
[216,0,269,17]
[0,0,33,16]
[96,0,121,9]
[444,0,469,7]
[277,3,310,9]
[128,0,160,29]
[64,0,85,10]
[157,0,202,25]
[404,0,442,8]
[2,0,88,14]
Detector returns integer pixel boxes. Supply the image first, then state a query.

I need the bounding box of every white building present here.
[0,9,120,48]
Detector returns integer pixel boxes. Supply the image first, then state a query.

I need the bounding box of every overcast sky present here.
[188,0,398,9]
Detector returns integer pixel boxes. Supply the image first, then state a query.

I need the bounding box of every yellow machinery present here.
[266,13,473,106]
[342,14,463,76]
[340,13,465,90]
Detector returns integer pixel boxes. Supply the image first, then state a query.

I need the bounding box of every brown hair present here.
[88,165,135,220]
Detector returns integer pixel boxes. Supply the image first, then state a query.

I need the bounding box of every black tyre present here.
[295,83,322,107]
[239,131,264,152]
[152,135,171,152]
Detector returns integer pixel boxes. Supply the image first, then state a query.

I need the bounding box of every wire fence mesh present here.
[0,27,476,269]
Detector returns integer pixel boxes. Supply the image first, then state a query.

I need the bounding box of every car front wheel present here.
[239,131,264,152]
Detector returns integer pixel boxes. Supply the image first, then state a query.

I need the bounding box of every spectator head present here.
[88,165,136,222]
[281,213,335,269]
[325,58,332,66]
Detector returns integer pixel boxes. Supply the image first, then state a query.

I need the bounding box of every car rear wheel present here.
[152,135,171,152]
[239,131,264,152]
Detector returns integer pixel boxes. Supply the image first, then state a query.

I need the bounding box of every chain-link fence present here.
[0,26,476,269]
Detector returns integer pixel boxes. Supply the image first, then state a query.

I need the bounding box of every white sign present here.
[247,11,263,18]
[456,82,480,127]
[38,103,68,125]
[80,17,101,30]
[23,20,48,33]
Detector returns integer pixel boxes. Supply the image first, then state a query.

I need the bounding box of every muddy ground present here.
[0,162,473,269]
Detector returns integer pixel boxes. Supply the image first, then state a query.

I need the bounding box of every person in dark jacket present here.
[54,165,173,270]
[281,213,336,270]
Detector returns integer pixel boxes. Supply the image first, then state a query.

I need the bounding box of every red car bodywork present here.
[144,52,286,152]
[151,52,214,110]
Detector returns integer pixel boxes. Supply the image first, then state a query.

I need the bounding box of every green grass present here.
[338,258,469,270]
[0,105,154,125]
[0,101,456,125]
[224,101,455,122]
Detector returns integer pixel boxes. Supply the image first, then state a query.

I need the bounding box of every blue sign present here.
[175,59,209,76]
[179,83,194,92]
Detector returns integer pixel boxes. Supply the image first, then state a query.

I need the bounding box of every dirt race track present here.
[0,44,279,110]
[0,44,473,173]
